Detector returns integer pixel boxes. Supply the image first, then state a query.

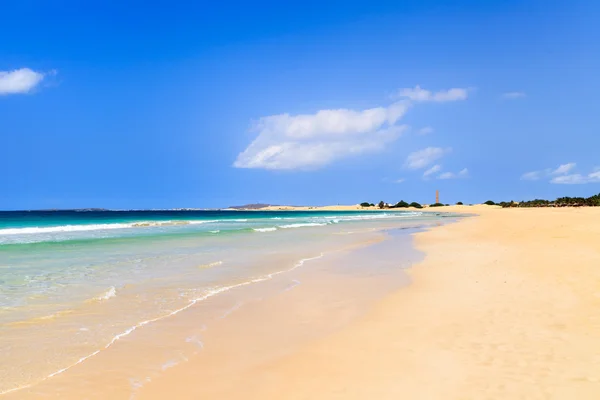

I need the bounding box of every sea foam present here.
[95,286,117,301]
[278,223,327,229]
[253,227,277,232]
[0,220,213,236]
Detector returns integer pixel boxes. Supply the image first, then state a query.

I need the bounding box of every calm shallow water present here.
[0,210,448,395]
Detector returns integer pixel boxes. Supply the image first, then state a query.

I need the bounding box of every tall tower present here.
[435,190,439,204]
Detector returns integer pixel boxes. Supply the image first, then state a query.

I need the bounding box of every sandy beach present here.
[4,205,599,399]
[135,205,600,399]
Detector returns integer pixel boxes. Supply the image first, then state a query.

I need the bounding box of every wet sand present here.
[138,206,600,399]
[4,226,425,399]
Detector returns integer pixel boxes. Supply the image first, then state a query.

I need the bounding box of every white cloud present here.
[0,68,46,95]
[438,168,469,180]
[521,170,543,181]
[234,85,468,170]
[502,91,526,99]
[394,178,406,183]
[394,85,469,102]
[552,162,576,175]
[404,147,450,170]
[523,163,600,184]
[551,171,600,184]
[550,174,587,184]
[438,172,454,179]
[423,164,441,178]
[417,126,434,135]
[234,103,409,170]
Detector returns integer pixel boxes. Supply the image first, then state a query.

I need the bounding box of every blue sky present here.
[1,0,599,210]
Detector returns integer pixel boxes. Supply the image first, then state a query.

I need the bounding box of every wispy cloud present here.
[438,168,469,180]
[394,178,406,183]
[0,68,47,95]
[521,163,576,181]
[423,164,441,178]
[551,162,576,175]
[502,91,526,99]
[234,86,467,170]
[417,126,434,135]
[404,147,451,170]
[551,169,600,184]
[522,163,600,184]
[393,85,469,102]
[521,171,543,181]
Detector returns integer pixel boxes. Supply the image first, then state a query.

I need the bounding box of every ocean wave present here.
[253,227,277,232]
[278,223,327,229]
[91,286,117,302]
[197,261,223,269]
[0,223,133,235]
[131,220,211,227]
[0,212,423,238]
[0,220,215,236]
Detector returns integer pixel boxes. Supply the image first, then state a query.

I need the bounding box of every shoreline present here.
[2,219,429,399]
[139,206,600,399]
[5,206,599,398]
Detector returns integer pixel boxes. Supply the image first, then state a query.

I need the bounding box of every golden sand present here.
[138,206,600,399]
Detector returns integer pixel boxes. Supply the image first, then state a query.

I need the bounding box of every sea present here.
[0,209,450,396]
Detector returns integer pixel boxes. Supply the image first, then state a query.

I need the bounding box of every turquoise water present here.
[0,210,431,309]
[0,210,423,245]
[0,209,447,394]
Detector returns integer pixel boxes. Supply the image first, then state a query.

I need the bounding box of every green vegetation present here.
[392,200,410,208]
[361,200,423,209]
[361,193,600,210]
[497,193,600,208]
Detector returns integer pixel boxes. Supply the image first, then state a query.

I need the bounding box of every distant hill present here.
[228,203,273,210]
